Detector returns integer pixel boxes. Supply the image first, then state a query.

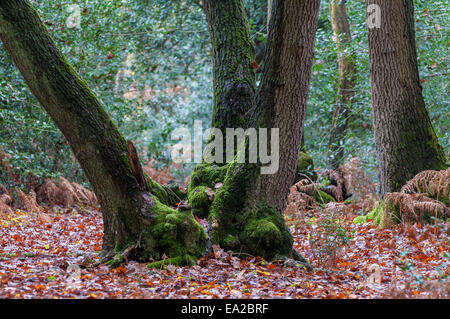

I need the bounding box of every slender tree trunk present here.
[328,0,357,169]
[366,0,447,195]
[257,0,321,212]
[267,0,273,31]
[0,0,206,263]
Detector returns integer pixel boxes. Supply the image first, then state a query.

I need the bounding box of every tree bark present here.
[328,0,357,169]
[366,0,447,195]
[207,0,320,262]
[187,0,258,219]
[203,0,256,132]
[257,0,321,212]
[0,0,206,264]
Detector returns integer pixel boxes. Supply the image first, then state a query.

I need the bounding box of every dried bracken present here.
[400,168,449,203]
[339,158,378,211]
[0,196,13,215]
[285,183,316,218]
[37,177,97,207]
[318,169,345,201]
[15,189,41,213]
[285,160,374,220]
[382,168,450,226]
[142,161,175,185]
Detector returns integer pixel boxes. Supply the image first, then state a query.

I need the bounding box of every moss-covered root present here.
[187,163,229,218]
[210,202,295,261]
[101,196,207,267]
[187,186,214,218]
[189,163,229,190]
[148,199,207,260]
[239,207,294,260]
[147,255,197,269]
[147,178,185,207]
[275,249,313,271]
[291,248,313,271]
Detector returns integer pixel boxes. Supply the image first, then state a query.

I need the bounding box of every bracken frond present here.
[383,168,450,226]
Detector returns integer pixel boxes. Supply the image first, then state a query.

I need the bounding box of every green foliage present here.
[353,203,383,226]
[308,208,353,267]
[0,0,448,189]
[0,0,212,186]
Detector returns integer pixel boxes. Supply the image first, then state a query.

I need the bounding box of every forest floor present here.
[0,203,448,299]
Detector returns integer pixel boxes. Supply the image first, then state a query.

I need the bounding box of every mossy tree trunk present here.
[327,0,357,170]
[366,0,447,195]
[203,0,256,133]
[202,0,320,262]
[0,0,206,264]
[187,0,258,218]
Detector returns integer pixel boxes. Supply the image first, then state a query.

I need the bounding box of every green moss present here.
[353,204,383,226]
[239,206,293,260]
[106,254,124,268]
[314,190,335,205]
[147,178,182,207]
[366,208,378,220]
[189,163,229,190]
[353,215,365,224]
[149,198,207,260]
[222,234,239,248]
[188,186,213,218]
[186,163,230,219]
[295,151,317,182]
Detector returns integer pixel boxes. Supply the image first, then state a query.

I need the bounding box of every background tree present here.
[327,0,357,170]
[366,0,447,194]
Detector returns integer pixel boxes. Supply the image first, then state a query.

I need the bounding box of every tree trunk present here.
[257,0,321,212]
[203,0,256,132]
[366,0,447,195]
[207,0,320,262]
[187,0,258,218]
[328,0,357,169]
[0,0,206,264]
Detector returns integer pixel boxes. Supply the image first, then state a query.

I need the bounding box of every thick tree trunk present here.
[328,0,357,169]
[207,0,320,262]
[257,0,321,212]
[0,0,206,264]
[366,0,447,195]
[187,0,258,218]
